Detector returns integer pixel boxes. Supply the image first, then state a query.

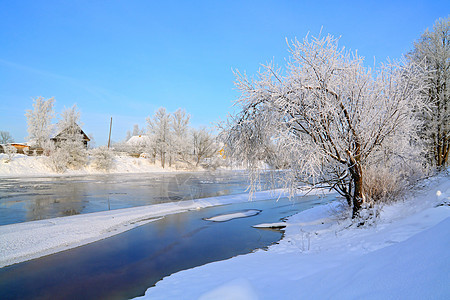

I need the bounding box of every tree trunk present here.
[347,150,365,218]
[161,151,165,168]
[350,165,364,218]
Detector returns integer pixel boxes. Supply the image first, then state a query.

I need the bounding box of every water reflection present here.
[0,171,278,226]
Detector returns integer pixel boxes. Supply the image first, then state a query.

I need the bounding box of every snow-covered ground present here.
[0,153,174,177]
[135,171,450,300]
[1,154,449,299]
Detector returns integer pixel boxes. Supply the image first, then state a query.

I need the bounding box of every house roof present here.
[52,124,90,141]
[127,135,150,146]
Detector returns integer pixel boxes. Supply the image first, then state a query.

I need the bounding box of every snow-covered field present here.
[136,171,450,300]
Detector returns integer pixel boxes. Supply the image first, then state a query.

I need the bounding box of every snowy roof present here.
[52,123,90,141]
[126,135,150,146]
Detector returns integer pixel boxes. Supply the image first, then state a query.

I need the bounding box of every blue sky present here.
[0,1,448,145]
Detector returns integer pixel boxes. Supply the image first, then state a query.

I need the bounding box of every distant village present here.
[0,97,228,173]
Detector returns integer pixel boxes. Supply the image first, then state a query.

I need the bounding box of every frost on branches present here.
[90,146,114,171]
[25,97,55,147]
[46,105,88,172]
[408,17,449,168]
[146,107,171,168]
[222,34,428,218]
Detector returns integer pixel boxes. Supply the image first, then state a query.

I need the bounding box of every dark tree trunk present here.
[347,150,365,218]
[350,165,364,218]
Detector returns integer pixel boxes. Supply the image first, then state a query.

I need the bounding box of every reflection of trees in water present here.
[152,172,249,204]
[4,172,261,224]
[26,183,86,221]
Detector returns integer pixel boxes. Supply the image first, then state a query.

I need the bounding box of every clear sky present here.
[0,0,448,146]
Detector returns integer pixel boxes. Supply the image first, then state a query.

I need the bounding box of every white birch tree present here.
[407,17,449,168]
[222,34,427,218]
[147,107,171,168]
[192,127,218,167]
[25,97,55,147]
[171,108,191,164]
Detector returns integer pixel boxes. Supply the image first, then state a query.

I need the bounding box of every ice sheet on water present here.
[204,210,262,222]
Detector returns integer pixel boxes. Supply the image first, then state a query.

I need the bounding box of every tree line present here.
[115,107,221,169]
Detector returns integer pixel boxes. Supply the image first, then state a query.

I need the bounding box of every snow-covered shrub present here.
[63,137,88,170]
[90,146,114,171]
[44,136,88,172]
[44,141,67,172]
[363,166,405,204]
[3,145,17,163]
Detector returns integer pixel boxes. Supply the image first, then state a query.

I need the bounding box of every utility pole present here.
[107,117,112,149]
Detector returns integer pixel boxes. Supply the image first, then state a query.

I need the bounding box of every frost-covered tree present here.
[125,130,132,142]
[87,133,95,149]
[171,108,191,164]
[132,124,145,136]
[0,131,14,144]
[90,146,114,171]
[48,105,88,171]
[25,97,55,147]
[147,107,171,168]
[407,17,449,168]
[222,34,427,218]
[192,127,218,167]
[3,145,17,162]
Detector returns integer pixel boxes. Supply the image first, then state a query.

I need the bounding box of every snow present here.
[136,171,450,300]
[204,210,261,222]
[126,135,150,146]
[0,153,171,177]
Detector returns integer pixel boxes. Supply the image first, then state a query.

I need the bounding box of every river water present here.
[0,195,332,300]
[0,171,279,226]
[0,171,332,299]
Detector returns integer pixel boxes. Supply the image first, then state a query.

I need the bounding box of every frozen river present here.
[0,171,277,226]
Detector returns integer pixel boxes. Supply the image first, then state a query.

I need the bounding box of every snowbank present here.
[138,171,450,299]
[0,154,172,177]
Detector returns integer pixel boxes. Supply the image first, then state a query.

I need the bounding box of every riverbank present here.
[0,153,229,177]
[138,170,450,299]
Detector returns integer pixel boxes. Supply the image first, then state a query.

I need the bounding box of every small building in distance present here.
[126,135,150,157]
[0,143,30,154]
[51,124,90,149]
[10,143,30,154]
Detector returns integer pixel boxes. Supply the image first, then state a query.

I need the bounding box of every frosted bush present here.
[44,136,88,172]
[46,147,68,173]
[90,146,114,171]
[3,145,17,163]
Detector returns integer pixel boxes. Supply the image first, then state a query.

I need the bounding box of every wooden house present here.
[51,124,90,149]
